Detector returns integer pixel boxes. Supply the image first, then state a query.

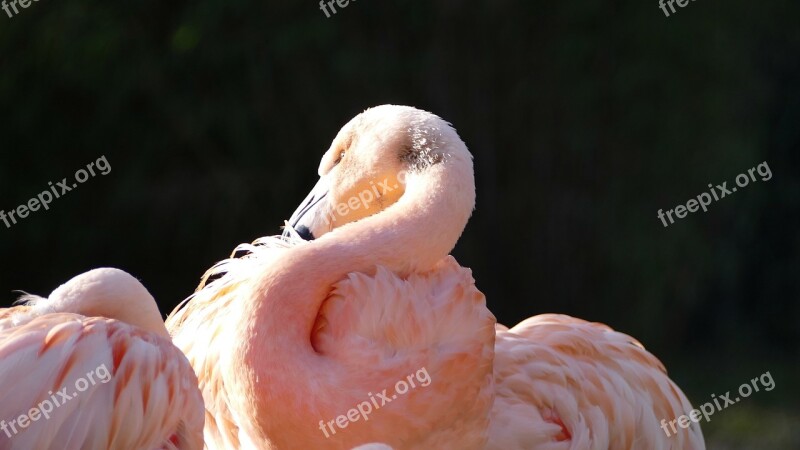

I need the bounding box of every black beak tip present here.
[296,225,315,241]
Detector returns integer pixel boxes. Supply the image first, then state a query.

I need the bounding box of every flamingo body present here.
[168,244,495,449]
[168,105,704,449]
[490,315,703,449]
[0,269,204,450]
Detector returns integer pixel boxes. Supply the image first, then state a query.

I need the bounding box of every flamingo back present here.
[489,314,705,450]
[0,313,204,450]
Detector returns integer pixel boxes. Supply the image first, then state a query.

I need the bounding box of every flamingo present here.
[166,105,704,449]
[0,268,204,450]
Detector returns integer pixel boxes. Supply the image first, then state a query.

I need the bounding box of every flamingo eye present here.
[335,151,346,165]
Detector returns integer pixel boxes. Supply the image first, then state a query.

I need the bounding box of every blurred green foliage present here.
[0,0,798,446]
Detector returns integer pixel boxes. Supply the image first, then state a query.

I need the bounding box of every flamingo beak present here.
[287,175,331,241]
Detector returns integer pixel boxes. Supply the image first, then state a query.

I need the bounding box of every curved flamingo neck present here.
[258,155,474,347]
[231,149,475,446]
[233,159,475,378]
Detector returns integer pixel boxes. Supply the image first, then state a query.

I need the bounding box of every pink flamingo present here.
[0,268,204,450]
[167,105,704,449]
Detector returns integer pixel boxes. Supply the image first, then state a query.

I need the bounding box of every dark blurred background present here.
[1,0,798,447]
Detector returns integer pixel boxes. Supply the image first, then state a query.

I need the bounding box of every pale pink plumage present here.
[0,268,204,450]
[169,248,494,449]
[489,315,704,449]
[167,105,704,449]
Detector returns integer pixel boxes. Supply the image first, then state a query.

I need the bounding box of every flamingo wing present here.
[0,313,204,450]
[167,280,246,450]
[310,255,497,449]
[489,314,704,450]
[165,236,293,449]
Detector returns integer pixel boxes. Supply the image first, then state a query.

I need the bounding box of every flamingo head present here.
[21,268,169,338]
[287,104,474,241]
